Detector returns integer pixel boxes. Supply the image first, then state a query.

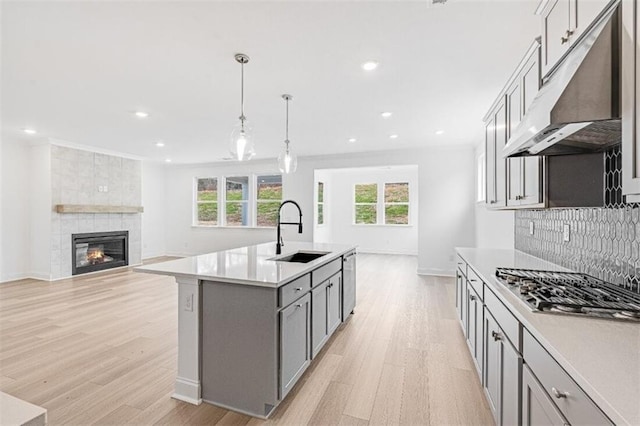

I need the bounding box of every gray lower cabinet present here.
[466,283,483,375]
[456,267,465,326]
[522,365,568,426]
[312,273,342,357]
[484,308,521,426]
[280,293,311,399]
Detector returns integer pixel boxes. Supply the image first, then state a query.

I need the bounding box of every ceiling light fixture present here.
[135,111,149,118]
[381,112,392,118]
[229,53,255,161]
[277,94,298,174]
[348,138,357,143]
[390,134,399,139]
[155,141,165,147]
[435,130,445,135]
[362,61,379,71]
[165,158,172,163]
[22,128,37,135]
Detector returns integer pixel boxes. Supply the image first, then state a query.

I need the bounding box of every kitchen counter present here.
[456,248,640,426]
[135,241,355,287]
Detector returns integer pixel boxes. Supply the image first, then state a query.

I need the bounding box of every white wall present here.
[314,165,419,255]
[474,142,515,249]
[0,137,31,282]
[142,161,167,259]
[29,144,52,279]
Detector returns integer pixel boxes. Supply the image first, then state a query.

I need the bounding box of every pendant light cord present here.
[240,61,245,129]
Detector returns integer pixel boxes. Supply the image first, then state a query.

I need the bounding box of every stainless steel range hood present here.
[503,3,621,158]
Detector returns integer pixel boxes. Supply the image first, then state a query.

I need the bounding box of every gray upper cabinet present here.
[538,0,611,78]
[622,0,640,202]
[507,39,544,209]
[280,293,311,399]
[522,365,569,426]
[485,99,508,209]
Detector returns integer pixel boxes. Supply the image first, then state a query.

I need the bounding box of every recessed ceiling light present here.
[135,111,149,118]
[348,138,357,143]
[165,158,172,163]
[155,141,165,147]
[390,134,399,139]
[435,130,445,135]
[362,61,379,71]
[22,128,37,135]
[381,112,392,118]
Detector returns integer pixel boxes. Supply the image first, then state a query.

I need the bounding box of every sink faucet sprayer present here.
[276,200,303,255]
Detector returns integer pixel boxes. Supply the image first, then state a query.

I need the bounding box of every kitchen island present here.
[135,241,357,418]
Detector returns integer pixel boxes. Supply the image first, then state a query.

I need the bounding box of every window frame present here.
[316,181,325,226]
[194,177,220,227]
[383,182,410,225]
[193,173,283,228]
[353,181,412,227]
[255,174,283,228]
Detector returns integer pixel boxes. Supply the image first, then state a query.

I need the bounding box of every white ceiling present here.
[1,0,540,164]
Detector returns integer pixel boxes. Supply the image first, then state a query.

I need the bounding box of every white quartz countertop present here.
[135,241,356,288]
[456,248,640,426]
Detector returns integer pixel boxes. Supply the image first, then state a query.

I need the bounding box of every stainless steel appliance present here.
[495,268,640,321]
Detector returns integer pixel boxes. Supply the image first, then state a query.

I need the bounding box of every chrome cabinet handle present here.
[296,303,303,308]
[295,287,303,292]
[469,294,477,301]
[552,387,569,399]
[491,330,502,341]
[561,36,569,44]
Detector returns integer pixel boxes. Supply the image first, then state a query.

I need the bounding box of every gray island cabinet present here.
[135,242,356,419]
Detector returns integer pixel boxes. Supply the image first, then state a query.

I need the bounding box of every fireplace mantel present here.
[55,204,144,214]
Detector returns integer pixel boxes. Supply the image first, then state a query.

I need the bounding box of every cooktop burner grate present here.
[495,268,640,317]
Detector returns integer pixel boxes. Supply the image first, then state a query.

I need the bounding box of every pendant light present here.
[229,53,255,161]
[277,94,298,174]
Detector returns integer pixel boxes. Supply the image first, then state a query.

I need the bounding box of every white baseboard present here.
[417,268,455,277]
[357,249,418,256]
[0,273,47,284]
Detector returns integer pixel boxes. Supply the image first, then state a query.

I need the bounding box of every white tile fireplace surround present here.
[47,145,142,280]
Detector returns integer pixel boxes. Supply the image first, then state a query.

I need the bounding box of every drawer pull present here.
[469,279,478,282]
[491,330,502,341]
[552,387,569,399]
[295,303,303,308]
[469,294,477,301]
[295,287,303,292]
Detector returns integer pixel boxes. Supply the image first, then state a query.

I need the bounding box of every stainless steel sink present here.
[271,250,330,263]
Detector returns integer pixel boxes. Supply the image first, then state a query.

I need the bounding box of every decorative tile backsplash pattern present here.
[50,145,142,279]
[515,147,640,293]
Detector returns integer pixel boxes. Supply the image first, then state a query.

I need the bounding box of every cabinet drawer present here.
[312,258,341,288]
[456,255,467,277]
[279,274,311,308]
[484,286,520,351]
[466,267,483,301]
[523,330,612,425]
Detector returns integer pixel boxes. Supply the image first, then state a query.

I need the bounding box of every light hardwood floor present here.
[0,254,493,425]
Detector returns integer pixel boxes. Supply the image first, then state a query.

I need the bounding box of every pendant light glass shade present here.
[230,53,255,161]
[278,94,297,174]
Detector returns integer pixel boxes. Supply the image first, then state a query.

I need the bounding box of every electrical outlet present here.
[563,224,570,242]
[529,221,534,235]
[185,293,193,312]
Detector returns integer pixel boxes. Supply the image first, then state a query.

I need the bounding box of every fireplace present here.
[72,231,129,275]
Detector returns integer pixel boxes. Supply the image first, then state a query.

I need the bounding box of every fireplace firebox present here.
[72,231,129,275]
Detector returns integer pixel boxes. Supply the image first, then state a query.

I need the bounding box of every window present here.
[317,182,325,225]
[477,153,486,202]
[354,183,378,224]
[225,176,249,226]
[196,178,218,226]
[384,182,409,225]
[256,175,282,227]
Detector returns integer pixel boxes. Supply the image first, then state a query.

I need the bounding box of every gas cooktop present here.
[495,268,640,322]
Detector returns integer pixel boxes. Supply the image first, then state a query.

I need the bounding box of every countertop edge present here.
[455,247,633,426]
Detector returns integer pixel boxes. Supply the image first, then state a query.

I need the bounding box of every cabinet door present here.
[502,334,521,426]
[311,282,328,358]
[327,274,342,335]
[466,284,483,376]
[484,310,500,423]
[342,253,356,320]
[572,0,611,43]
[280,293,311,398]
[494,101,508,208]
[506,81,523,207]
[456,270,465,326]
[521,44,544,206]
[622,0,640,201]
[522,365,569,426]
[542,0,571,77]
[485,116,497,207]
